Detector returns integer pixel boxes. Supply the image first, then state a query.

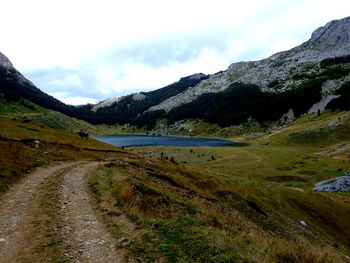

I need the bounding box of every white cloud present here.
[1,0,350,104]
[60,96,97,106]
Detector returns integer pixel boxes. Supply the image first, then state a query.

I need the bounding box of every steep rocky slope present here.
[149,16,350,113]
[91,73,208,112]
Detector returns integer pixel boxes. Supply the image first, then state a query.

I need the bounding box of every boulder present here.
[313,176,350,192]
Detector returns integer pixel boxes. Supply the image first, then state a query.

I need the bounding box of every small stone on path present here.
[299,220,307,227]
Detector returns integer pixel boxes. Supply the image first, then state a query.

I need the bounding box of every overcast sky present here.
[1,0,350,105]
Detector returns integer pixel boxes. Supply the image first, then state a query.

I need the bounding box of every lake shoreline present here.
[94,134,241,147]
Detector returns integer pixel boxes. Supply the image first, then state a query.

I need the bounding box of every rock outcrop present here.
[0,52,14,70]
[91,97,122,112]
[313,176,350,192]
[148,17,350,113]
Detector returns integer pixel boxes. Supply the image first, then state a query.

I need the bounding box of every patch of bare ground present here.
[59,162,121,263]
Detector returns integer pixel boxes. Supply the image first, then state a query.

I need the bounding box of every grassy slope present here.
[88,111,350,262]
[0,96,136,135]
[0,117,130,194]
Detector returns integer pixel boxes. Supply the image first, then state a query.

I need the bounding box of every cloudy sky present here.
[1,0,350,105]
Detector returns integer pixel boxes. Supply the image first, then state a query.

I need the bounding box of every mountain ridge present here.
[1,16,350,130]
[148,16,350,113]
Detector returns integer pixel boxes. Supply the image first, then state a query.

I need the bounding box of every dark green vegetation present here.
[162,55,350,129]
[320,55,350,68]
[0,65,76,117]
[166,81,322,127]
[321,55,350,111]
[327,81,350,110]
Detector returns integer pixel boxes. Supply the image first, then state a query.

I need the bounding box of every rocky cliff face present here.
[149,17,350,113]
[0,52,14,70]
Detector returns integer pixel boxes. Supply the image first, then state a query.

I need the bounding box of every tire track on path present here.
[59,162,121,263]
[0,162,78,263]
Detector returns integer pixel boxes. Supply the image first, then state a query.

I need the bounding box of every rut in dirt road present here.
[0,162,79,263]
[59,162,121,263]
[0,161,121,263]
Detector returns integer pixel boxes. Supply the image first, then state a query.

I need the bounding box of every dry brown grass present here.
[89,157,349,262]
[263,239,345,263]
[0,118,129,195]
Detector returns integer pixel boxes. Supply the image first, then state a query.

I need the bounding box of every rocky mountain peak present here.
[0,52,14,70]
[188,73,206,80]
[147,16,350,113]
[308,16,350,50]
[0,51,33,86]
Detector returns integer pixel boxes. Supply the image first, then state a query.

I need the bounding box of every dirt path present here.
[59,162,120,263]
[0,162,78,262]
[0,161,121,263]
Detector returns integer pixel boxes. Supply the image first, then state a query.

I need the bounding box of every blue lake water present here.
[94,134,236,147]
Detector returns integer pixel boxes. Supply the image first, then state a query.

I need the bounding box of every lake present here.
[94,134,236,147]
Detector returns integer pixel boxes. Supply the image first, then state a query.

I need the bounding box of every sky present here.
[1,0,350,105]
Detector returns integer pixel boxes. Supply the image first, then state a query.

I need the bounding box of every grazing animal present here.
[77,131,89,139]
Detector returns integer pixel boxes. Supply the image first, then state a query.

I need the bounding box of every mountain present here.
[0,52,77,117]
[92,73,208,112]
[148,16,350,113]
[89,73,209,126]
[86,16,350,130]
[1,17,350,130]
[0,53,208,126]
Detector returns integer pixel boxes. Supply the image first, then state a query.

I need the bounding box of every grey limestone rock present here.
[91,97,123,112]
[313,176,350,192]
[0,52,14,70]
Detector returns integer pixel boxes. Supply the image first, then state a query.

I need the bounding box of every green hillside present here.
[0,95,135,135]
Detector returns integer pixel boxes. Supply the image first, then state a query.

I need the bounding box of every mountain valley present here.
[1,16,350,263]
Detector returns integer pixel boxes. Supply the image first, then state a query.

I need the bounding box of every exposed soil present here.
[0,161,122,263]
[59,162,120,263]
[0,162,77,262]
